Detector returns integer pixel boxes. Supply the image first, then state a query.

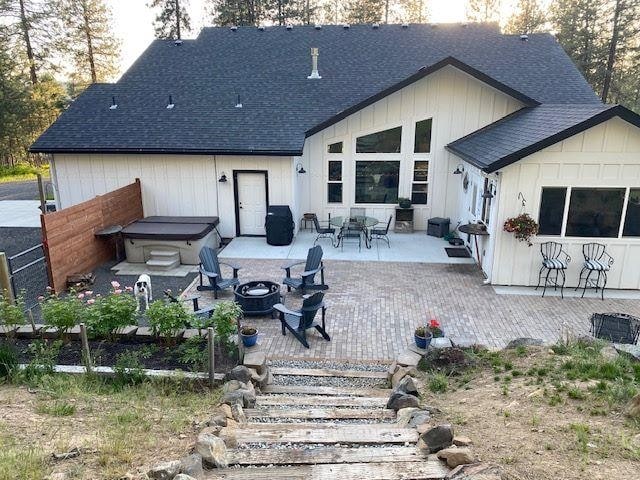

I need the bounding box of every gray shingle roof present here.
[446,104,640,173]
[31,23,601,155]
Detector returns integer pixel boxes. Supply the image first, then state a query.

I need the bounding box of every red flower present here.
[429,319,440,328]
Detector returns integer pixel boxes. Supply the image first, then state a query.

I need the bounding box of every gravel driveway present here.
[0,179,41,200]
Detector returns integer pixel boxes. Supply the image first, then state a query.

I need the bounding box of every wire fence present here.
[6,244,48,321]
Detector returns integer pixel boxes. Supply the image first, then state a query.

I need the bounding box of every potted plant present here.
[427,318,444,338]
[503,213,539,246]
[398,197,412,209]
[240,325,259,347]
[414,325,433,349]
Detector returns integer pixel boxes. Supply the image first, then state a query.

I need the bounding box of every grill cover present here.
[265,205,294,246]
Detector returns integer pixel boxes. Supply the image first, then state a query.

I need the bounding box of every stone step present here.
[257,395,388,408]
[218,422,418,445]
[262,385,391,397]
[271,366,388,379]
[244,407,395,420]
[146,258,180,270]
[227,446,429,466]
[204,460,448,479]
[149,249,180,258]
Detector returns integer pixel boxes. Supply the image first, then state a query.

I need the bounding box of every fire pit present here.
[234,281,281,316]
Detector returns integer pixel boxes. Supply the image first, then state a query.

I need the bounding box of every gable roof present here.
[445,104,640,173]
[30,23,600,156]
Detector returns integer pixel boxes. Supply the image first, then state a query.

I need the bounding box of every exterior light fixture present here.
[218,172,227,182]
[453,164,465,175]
[482,188,494,199]
[296,163,306,174]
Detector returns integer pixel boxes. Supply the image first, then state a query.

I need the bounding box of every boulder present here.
[505,338,544,349]
[420,424,454,453]
[437,447,475,468]
[231,404,247,423]
[391,366,418,389]
[453,436,473,447]
[218,404,233,419]
[196,431,228,468]
[148,460,181,480]
[396,349,422,367]
[243,351,267,374]
[225,366,253,383]
[408,410,430,428]
[396,375,419,397]
[241,388,256,408]
[614,343,640,362]
[628,393,640,418]
[395,407,420,426]
[249,367,270,389]
[220,390,244,407]
[179,453,203,479]
[386,392,420,410]
[222,380,247,394]
[386,361,398,382]
[208,414,227,427]
[174,475,198,480]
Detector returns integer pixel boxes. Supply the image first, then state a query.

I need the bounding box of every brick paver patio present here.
[184,259,640,363]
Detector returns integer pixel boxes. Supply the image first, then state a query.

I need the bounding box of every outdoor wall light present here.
[218,172,227,182]
[296,163,306,174]
[482,188,494,199]
[453,164,465,175]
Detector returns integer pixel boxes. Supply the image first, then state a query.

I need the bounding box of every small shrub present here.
[113,351,147,386]
[211,301,243,351]
[428,373,448,393]
[22,340,62,380]
[515,345,527,357]
[0,343,18,379]
[84,289,136,339]
[568,386,586,400]
[0,292,26,334]
[37,401,76,416]
[147,301,193,339]
[41,291,83,335]
[570,423,590,453]
[177,336,208,371]
[423,347,475,375]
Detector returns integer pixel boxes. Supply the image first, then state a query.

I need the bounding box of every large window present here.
[411,160,428,204]
[566,188,625,237]
[356,127,402,153]
[623,188,640,237]
[355,161,399,204]
[414,119,432,153]
[538,187,567,235]
[327,160,342,203]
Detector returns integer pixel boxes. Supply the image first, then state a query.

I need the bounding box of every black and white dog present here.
[134,274,153,312]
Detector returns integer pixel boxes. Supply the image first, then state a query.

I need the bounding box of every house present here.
[30,23,640,290]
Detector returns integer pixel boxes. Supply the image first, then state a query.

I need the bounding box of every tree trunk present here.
[385,0,389,23]
[602,0,622,102]
[305,0,310,24]
[82,3,97,84]
[176,0,181,40]
[19,0,37,85]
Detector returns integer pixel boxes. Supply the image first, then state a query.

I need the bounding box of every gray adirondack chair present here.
[163,289,214,322]
[282,245,327,292]
[197,246,241,298]
[273,291,330,348]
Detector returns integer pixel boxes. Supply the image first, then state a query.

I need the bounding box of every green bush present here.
[212,301,243,351]
[0,292,26,332]
[0,343,18,379]
[40,292,83,335]
[147,301,193,339]
[428,373,449,393]
[177,336,208,371]
[22,340,61,380]
[113,351,147,386]
[84,290,136,339]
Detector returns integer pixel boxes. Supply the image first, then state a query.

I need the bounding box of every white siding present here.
[52,153,294,239]
[492,117,640,290]
[298,65,524,229]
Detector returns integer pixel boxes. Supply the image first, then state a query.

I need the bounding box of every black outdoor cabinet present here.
[427,217,451,238]
[265,205,294,245]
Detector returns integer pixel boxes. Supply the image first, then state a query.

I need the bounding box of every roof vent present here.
[372,23,379,29]
[314,24,322,30]
[257,25,265,31]
[109,96,117,110]
[235,94,242,108]
[286,24,293,30]
[230,25,237,31]
[401,23,409,29]
[343,23,350,29]
[167,95,174,109]
[520,34,529,41]
[307,47,321,80]
[174,39,183,46]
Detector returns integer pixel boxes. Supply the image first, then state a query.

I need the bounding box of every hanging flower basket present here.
[503,213,539,246]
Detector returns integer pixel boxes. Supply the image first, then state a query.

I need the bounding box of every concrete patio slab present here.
[0,201,42,227]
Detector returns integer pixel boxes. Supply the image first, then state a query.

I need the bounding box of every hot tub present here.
[122,216,220,265]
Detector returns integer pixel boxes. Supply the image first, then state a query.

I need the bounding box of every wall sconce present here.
[296,163,306,174]
[482,185,494,199]
[517,192,526,207]
[453,164,465,175]
[218,172,227,182]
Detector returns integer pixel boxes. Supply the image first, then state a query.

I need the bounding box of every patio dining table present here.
[330,215,379,249]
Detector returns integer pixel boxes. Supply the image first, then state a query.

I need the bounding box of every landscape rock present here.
[431,337,453,349]
[196,431,228,468]
[147,460,181,480]
[386,361,398,382]
[250,367,270,389]
[386,392,420,410]
[416,438,429,451]
[225,366,253,383]
[243,351,267,374]
[396,348,422,367]
[231,404,247,423]
[417,423,431,435]
[222,380,247,394]
[408,410,431,427]
[241,388,257,408]
[179,453,203,479]
[395,407,420,426]
[174,475,198,480]
[505,338,544,349]
[395,375,419,397]
[437,447,475,468]
[218,404,233,419]
[614,343,640,362]
[391,366,418,389]
[208,414,227,427]
[220,391,244,407]
[628,393,640,418]
[600,345,619,361]
[453,436,473,447]
[420,424,454,453]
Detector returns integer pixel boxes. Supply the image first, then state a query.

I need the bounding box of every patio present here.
[183,247,640,363]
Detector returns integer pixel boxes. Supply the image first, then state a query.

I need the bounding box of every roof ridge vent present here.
[257,25,265,31]
[167,95,174,109]
[372,23,379,29]
[230,25,237,31]
[314,24,322,30]
[307,47,321,80]
[174,39,183,46]
[109,96,117,110]
[235,94,242,108]
[343,23,350,29]
[286,24,293,30]
[401,23,409,28]
[520,34,529,41]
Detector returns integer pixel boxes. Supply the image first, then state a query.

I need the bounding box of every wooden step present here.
[244,407,395,420]
[205,461,449,479]
[218,423,417,445]
[271,367,388,379]
[227,446,428,466]
[146,258,180,269]
[262,385,390,397]
[257,395,388,408]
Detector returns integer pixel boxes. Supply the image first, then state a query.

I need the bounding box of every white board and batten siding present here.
[295,65,524,230]
[492,117,640,290]
[51,154,294,239]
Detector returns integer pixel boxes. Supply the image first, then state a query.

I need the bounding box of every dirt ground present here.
[424,347,640,480]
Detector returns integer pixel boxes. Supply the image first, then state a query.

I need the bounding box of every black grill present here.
[265,205,294,246]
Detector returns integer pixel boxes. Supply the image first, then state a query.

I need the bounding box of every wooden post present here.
[207,327,215,388]
[36,173,46,214]
[237,316,244,364]
[79,323,92,374]
[0,252,14,303]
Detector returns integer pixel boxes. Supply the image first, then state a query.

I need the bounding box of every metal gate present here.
[1,244,48,319]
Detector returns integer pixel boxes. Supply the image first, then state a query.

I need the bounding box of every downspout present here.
[48,154,61,210]
[482,171,501,285]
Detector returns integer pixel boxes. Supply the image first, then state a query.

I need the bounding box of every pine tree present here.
[398,0,427,23]
[267,0,306,25]
[56,0,120,85]
[210,0,267,26]
[505,0,547,34]
[343,0,384,24]
[149,0,192,39]
[466,0,500,22]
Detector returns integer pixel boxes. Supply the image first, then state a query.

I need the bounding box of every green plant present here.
[212,301,243,351]
[177,336,208,371]
[428,373,448,393]
[570,423,590,453]
[84,289,137,339]
[147,301,193,340]
[40,291,83,336]
[398,197,412,208]
[36,401,76,416]
[22,340,62,380]
[0,292,26,335]
[0,343,18,379]
[113,351,147,386]
[503,213,539,246]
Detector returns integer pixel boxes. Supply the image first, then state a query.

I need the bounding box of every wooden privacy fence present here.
[42,179,144,292]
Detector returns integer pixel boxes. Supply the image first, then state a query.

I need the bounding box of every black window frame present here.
[355,126,402,154]
[538,187,568,236]
[354,160,400,204]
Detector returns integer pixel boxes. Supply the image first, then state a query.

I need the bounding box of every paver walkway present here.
[184,259,640,363]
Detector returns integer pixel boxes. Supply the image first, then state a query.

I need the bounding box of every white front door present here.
[236,172,267,235]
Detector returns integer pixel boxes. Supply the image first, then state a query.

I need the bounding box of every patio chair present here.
[197,246,241,298]
[349,207,366,221]
[371,216,393,248]
[312,214,336,246]
[282,245,327,292]
[338,221,362,251]
[535,241,571,298]
[575,243,614,300]
[163,289,214,321]
[273,291,330,348]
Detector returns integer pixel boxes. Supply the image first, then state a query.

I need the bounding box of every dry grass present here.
[0,375,220,480]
